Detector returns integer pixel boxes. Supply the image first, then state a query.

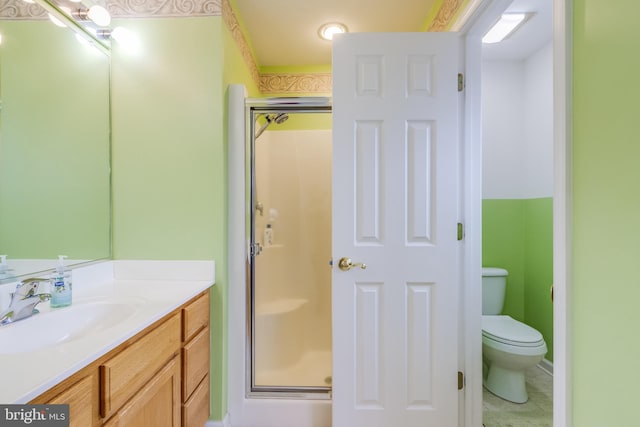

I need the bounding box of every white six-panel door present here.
[332,32,462,427]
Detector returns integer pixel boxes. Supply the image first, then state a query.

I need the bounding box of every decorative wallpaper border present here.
[221,0,260,90]
[428,0,464,31]
[260,73,332,94]
[0,0,221,19]
[0,1,46,19]
[108,0,221,18]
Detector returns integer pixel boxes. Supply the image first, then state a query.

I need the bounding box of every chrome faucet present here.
[0,278,51,326]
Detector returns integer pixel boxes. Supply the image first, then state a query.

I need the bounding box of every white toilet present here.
[482,267,547,403]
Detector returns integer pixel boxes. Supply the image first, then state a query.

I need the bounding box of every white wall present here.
[482,41,553,199]
[482,60,525,198]
[523,43,553,198]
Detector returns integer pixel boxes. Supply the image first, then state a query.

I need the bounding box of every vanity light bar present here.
[72,5,111,27]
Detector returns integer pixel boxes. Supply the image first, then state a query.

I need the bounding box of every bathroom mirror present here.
[0,2,111,278]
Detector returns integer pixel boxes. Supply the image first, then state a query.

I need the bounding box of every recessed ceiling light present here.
[482,13,531,44]
[318,22,348,41]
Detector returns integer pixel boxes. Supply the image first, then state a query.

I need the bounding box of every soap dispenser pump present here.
[50,255,72,308]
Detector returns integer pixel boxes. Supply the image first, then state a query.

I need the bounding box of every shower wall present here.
[253,129,332,387]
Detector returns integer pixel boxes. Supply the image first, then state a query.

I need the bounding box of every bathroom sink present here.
[0,300,142,354]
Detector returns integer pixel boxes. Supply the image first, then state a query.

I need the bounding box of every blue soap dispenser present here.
[50,255,72,308]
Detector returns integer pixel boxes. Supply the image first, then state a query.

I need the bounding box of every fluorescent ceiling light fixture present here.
[482,13,528,44]
[318,22,348,41]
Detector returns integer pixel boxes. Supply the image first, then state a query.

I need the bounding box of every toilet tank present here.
[482,267,508,315]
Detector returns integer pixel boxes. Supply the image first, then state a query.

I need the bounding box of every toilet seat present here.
[482,315,545,347]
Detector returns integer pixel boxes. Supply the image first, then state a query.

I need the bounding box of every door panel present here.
[332,32,461,427]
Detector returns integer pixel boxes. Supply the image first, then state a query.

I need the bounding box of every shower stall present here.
[247,100,333,397]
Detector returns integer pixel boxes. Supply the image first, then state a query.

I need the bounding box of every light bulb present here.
[318,23,347,41]
[111,27,141,53]
[88,5,111,27]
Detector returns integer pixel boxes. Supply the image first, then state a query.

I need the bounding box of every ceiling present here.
[232,0,552,68]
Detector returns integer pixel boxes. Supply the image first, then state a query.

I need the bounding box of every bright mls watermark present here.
[0,405,69,426]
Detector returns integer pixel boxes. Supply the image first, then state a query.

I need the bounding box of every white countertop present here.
[0,260,215,404]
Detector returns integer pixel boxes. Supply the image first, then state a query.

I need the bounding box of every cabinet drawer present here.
[182,326,210,400]
[100,313,181,418]
[182,291,209,341]
[182,374,210,427]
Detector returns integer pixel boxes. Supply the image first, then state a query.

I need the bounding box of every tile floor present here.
[483,366,553,427]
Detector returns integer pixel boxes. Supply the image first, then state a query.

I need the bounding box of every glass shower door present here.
[248,106,332,395]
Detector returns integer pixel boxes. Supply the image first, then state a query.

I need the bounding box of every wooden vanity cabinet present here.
[30,289,211,427]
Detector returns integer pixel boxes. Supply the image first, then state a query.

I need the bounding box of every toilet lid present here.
[482,315,544,347]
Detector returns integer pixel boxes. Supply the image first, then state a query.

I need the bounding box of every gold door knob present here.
[337,257,367,271]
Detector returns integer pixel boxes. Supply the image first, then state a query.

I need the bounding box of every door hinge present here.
[457,73,464,92]
[457,223,464,241]
[458,371,464,390]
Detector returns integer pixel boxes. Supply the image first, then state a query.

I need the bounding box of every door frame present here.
[227,89,333,427]
[245,99,332,398]
[551,1,573,425]
[227,0,572,424]
[456,0,572,426]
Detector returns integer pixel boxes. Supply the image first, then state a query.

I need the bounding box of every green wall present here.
[111,14,267,421]
[0,21,110,261]
[482,198,553,361]
[111,17,227,420]
[522,197,553,361]
[573,0,640,424]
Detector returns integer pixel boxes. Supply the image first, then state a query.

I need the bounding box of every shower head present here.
[255,113,289,139]
[271,113,289,125]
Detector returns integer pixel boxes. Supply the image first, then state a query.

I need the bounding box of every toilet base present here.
[483,364,528,403]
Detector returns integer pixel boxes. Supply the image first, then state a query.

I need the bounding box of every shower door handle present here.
[251,242,263,256]
[337,257,367,271]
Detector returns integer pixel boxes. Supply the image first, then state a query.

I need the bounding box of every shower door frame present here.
[245,97,332,399]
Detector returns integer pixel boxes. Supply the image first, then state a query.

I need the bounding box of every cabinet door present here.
[101,313,181,418]
[47,374,96,427]
[104,357,181,427]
